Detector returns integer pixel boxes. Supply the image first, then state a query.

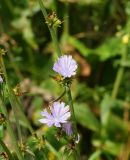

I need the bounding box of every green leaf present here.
[100,94,112,126]
[88,150,101,160]
[103,140,123,155]
[68,36,124,61]
[61,149,79,160]
[96,37,124,61]
[92,139,123,156]
[68,36,93,56]
[74,103,100,131]
[120,59,130,67]
[105,113,128,140]
[100,94,128,141]
[11,10,38,50]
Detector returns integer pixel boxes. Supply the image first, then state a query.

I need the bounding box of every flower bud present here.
[46,12,61,28]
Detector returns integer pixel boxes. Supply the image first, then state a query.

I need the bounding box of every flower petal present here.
[53,55,78,78]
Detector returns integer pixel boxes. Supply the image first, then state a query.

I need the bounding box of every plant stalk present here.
[66,86,78,137]
[0,55,23,146]
[0,99,23,160]
[50,89,66,103]
[111,46,127,99]
[38,0,62,57]
[0,139,15,160]
[66,86,80,158]
[63,0,69,38]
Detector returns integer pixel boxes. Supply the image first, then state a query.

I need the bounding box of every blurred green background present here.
[0,0,130,159]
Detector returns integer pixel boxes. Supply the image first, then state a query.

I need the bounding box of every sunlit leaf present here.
[74,103,100,131]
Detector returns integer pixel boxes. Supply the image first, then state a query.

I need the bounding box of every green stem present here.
[61,0,69,47]
[9,93,23,145]
[66,86,80,158]
[0,55,23,146]
[66,86,78,137]
[111,67,124,100]
[38,0,62,57]
[0,139,15,160]
[50,89,66,103]
[0,99,23,160]
[46,141,61,160]
[111,47,127,99]
[43,152,48,160]
[63,1,69,38]
[14,96,34,134]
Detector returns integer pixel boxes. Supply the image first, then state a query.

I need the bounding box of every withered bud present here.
[46,12,62,28]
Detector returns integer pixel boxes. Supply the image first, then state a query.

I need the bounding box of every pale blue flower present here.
[53,55,78,78]
[62,122,73,136]
[39,102,71,127]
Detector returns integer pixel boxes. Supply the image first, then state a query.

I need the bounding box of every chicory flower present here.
[39,102,71,127]
[53,55,78,78]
